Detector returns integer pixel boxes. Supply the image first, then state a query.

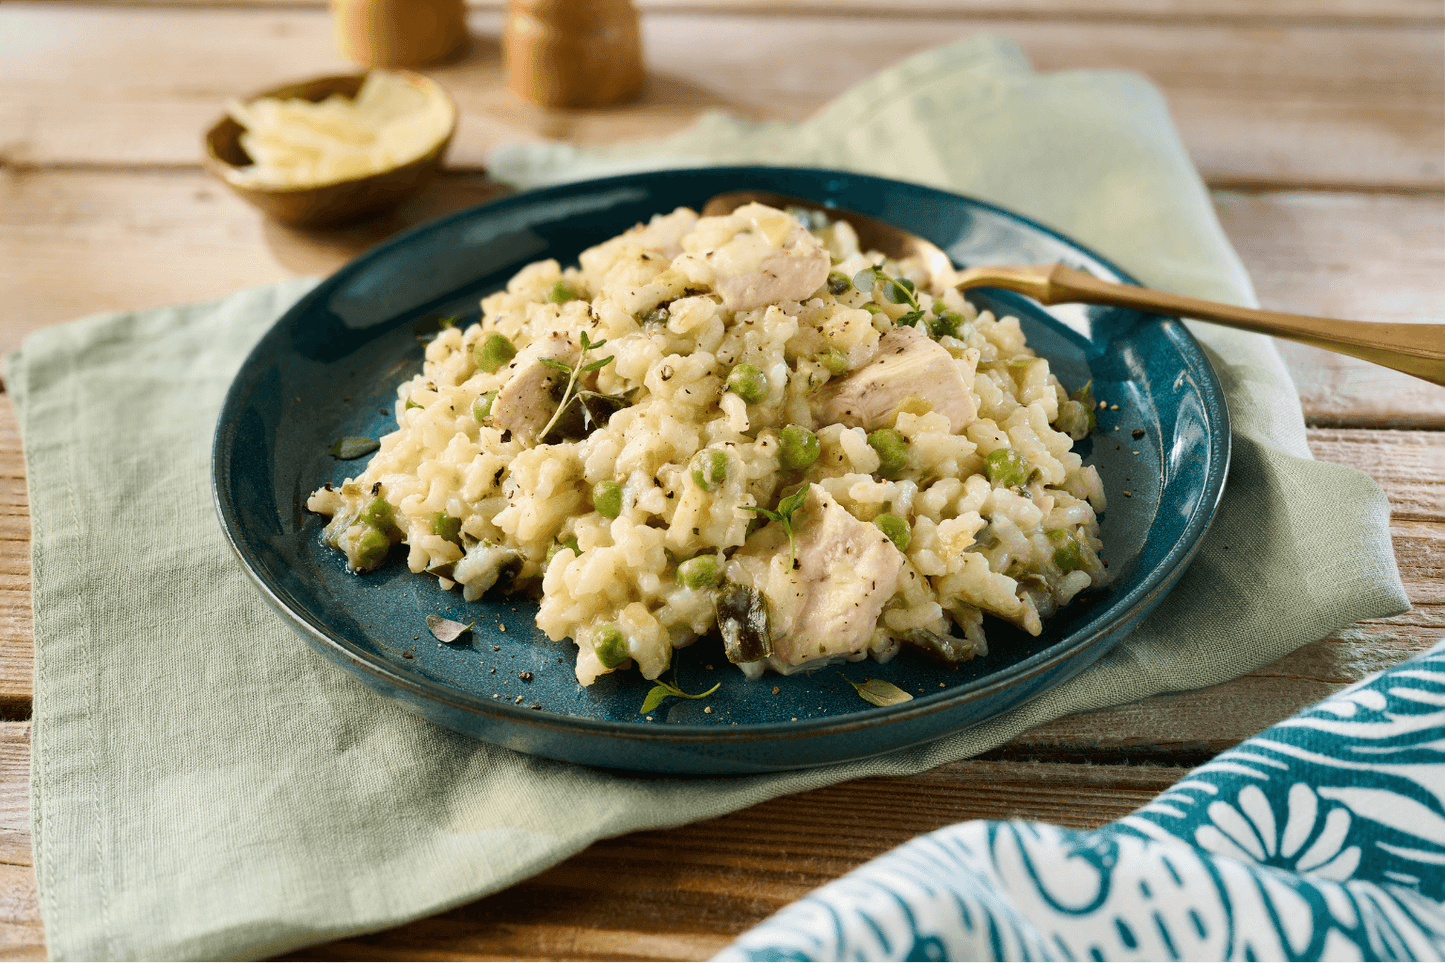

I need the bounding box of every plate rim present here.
[212,165,1232,747]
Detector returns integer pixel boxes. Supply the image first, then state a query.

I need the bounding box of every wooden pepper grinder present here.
[331,0,469,67]
[504,0,645,108]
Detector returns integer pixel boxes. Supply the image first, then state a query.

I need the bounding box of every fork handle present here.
[1026,264,1445,387]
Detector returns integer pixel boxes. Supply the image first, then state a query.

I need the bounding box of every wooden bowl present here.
[202,72,457,229]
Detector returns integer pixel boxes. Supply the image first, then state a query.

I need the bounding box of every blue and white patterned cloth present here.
[717,642,1445,961]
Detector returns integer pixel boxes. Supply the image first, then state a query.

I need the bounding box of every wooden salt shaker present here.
[331,0,469,67]
[504,0,645,108]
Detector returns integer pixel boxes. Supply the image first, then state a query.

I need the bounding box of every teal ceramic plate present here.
[212,167,1229,774]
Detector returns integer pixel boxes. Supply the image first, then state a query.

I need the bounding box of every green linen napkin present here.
[13,35,1407,961]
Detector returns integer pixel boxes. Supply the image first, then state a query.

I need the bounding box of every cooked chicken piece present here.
[491,331,578,441]
[724,484,902,674]
[812,324,977,433]
[674,203,832,312]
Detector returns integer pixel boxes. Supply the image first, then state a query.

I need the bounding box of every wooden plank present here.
[0,724,28,868]
[0,723,41,962]
[1213,191,1445,429]
[52,0,1445,27]
[0,167,512,352]
[0,403,26,720]
[2,5,1441,189]
[2,166,1442,426]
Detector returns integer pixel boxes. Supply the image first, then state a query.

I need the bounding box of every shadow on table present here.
[260,172,516,277]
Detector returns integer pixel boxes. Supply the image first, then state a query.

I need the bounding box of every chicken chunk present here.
[724,485,902,675]
[674,203,832,312]
[491,330,578,441]
[812,324,977,433]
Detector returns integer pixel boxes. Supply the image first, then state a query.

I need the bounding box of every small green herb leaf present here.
[329,436,380,460]
[777,486,809,518]
[843,676,914,707]
[639,686,671,715]
[538,333,613,443]
[426,615,474,643]
[639,678,721,715]
[742,486,810,569]
[857,266,922,314]
[580,355,614,374]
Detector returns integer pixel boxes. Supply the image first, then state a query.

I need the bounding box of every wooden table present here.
[2,0,1441,958]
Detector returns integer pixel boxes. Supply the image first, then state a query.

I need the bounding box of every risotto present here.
[306,203,1108,685]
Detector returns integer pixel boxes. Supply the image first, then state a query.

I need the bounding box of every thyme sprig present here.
[853,265,925,327]
[742,486,809,570]
[537,330,613,442]
[639,676,721,715]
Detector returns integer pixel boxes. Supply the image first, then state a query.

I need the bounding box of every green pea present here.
[547,279,582,304]
[1049,529,1083,572]
[593,480,623,519]
[676,555,720,590]
[816,348,850,375]
[472,390,497,422]
[354,527,390,569]
[474,333,516,374]
[874,513,911,551]
[433,512,463,546]
[594,624,629,668]
[866,428,909,480]
[691,448,729,491]
[778,425,820,471]
[359,497,394,530]
[826,271,852,296]
[985,447,1032,487]
[726,363,769,404]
